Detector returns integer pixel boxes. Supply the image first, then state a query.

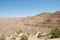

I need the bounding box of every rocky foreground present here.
[0,32,60,40]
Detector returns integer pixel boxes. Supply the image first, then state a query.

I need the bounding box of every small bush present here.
[16,30,22,34]
[37,33,41,38]
[51,27,60,38]
[21,35,28,40]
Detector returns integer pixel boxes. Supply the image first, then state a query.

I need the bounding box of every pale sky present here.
[0,0,60,18]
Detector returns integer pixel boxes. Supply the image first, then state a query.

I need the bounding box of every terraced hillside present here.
[0,11,60,36]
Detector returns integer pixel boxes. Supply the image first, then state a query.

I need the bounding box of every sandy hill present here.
[0,11,60,35]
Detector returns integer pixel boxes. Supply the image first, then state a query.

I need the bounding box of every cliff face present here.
[0,11,60,35]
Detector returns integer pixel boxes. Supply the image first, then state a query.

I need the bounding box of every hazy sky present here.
[0,0,60,18]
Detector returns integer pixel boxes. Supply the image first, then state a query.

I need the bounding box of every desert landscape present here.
[0,11,60,40]
[0,0,60,40]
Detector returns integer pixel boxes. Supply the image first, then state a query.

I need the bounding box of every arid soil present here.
[0,11,60,40]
